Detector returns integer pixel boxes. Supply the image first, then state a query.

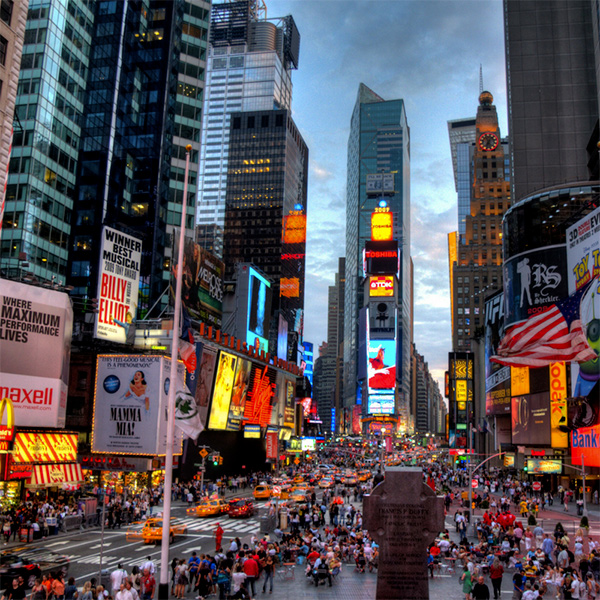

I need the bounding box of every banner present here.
[549,362,568,448]
[12,432,77,463]
[0,281,72,428]
[266,432,277,459]
[485,291,511,415]
[95,226,142,344]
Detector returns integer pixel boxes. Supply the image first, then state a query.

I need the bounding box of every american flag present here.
[490,279,597,368]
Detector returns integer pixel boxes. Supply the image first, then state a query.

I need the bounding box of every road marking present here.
[90,543,111,549]
[45,540,70,546]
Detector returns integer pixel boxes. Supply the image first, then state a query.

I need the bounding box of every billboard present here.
[12,432,77,463]
[0,280,72,428]
[368,300,396,339]
[503,245,568,327]
[367,393,395,415]
[511,392,551,446]
[485,291,511,415]
[371,209,393,241]
[366,173,395,194]
[282,213,306,244]
[549,362,569,448]
[243,363,276,427]
[225,357,252,431]
[369,276,394,297]
[526,459,562,474]
[571,424,600,467]
[277,313,288,361]
[172,233,224,328]
[93,355,183,455]
[95,226,142,343]
[208,351,238,430]
[367,339,396,394]
[566,208,600,397]
[364,240,399,276]
[247,267,272,352]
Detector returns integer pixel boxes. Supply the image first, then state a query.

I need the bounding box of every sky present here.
[267,0,509,388]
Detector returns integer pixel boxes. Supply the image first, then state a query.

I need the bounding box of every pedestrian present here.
[115,582,134,600]
[472,575,490,600]
[262,553,275,594]
[489,557,504,599]
[461,565,473,600]
[242,552,259,597]
[111,564,129,598]
[51,573,66,600]
[214,522,223,551]
[140,568,155,600]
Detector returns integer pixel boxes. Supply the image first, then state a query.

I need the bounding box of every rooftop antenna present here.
[479,64,483,93]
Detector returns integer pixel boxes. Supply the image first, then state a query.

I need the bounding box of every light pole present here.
[563,455,587,517]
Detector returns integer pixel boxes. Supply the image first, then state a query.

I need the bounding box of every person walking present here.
[461,565,473,600]
[472,575,491,600]
[261,553,275,594]
[111,564,129,598]
[489,557,504,600]
[214,522,224,551]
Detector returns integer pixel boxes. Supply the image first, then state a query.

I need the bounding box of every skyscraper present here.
[344,83,411,428]
[221,107,308,358]
[196,0,299,252]
[1,0,210,317]
[504,0,599,201]
[449,91,511,351]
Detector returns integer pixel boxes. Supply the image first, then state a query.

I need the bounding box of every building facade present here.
[196,0,299,252]
[344,83,411,429]
[449,91,511,352]
[504,0,599,202]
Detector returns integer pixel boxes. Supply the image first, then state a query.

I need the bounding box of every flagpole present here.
[158,144,192,599]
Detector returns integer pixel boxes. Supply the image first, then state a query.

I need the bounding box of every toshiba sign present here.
[0,280,71,428]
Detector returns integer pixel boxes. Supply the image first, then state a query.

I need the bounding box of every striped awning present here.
[27,463,83,487]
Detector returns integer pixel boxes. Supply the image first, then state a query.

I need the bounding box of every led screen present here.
[208,351,238,430]
[247,268,271,352]
[367,339,396,394]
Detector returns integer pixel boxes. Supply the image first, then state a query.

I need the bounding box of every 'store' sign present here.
[363,467,444,600]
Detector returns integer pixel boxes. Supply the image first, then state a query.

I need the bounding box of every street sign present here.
[532,481,541,491]
[471,479,478,488]
[294,458,300,465]
[272,486,281,496]
[199,448,208,458]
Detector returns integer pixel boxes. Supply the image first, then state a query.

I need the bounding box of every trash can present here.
[100,569,110,590]
[279,509,288,530]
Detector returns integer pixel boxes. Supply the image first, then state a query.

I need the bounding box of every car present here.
[186,498,230,518]
[0,547,70,589]
[290,482,314,495]
[293,475,304,484]
[126,517,187,544]
[253,484,272,500]
[228,498,255,518]
[318,477,334,489]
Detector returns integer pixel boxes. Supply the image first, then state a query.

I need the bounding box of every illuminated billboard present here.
[371,209,393,241]
[526,459,562,474]
[282,213,306,244]
[369,276,394,297]
[280,277,300,298]
[95,226,142,343]
[367,394,395,415]
[208,351,238,430]
[367,339,396,394]
[225,358,252,431]
[571,424,600,467]
[0,280,72,428]
[243,363,276,427]
[247,267,271,353]
[364,240,399,276]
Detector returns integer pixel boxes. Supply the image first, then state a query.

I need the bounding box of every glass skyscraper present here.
[196,0,299,253]
[344,83,411,428]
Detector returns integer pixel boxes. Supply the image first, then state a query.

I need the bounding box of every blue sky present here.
[267,0,508,386]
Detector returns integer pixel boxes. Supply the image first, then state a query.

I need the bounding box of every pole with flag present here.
[158,144,193,599]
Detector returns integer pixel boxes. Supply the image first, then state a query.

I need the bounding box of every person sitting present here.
[313,559,332,587]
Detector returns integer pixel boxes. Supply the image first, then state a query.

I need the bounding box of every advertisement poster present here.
[368,393,395,415]
[95,226,142,344]
[511,392,551,446]
[0,280,72,428]
[172,233,224,328]
[195,345,217,424]
[284,378,295,427]
[549,362,569,448]
[208,351,238,430]
[485,291,511,415]
[503,245,568,327]
[93,355,182,455]
[243,364,276,427]
[565,208,600,398]
[225,358,252,431]
[571,424,600,467]
[526,459,562,474]
[247,268,271,352]
[265,431,277,459]
[367,339,396,393]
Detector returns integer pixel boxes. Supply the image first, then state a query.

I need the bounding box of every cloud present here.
[267,0,507,381]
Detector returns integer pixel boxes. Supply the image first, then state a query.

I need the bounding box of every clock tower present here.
[450,90,511,351]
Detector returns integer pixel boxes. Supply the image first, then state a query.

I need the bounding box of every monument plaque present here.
[363,466,444,600]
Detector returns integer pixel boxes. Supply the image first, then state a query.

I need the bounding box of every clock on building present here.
[478,132,499,151]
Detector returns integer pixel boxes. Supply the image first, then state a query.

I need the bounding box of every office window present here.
[0,35,7,66]
[0,0,12,25]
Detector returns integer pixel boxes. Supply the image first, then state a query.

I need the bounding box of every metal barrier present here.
[61,515,83,532]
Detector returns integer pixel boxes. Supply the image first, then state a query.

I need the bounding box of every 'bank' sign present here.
[570,424,600,467]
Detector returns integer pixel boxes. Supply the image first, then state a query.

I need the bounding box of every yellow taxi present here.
[357,471,371,482]
[126,517,188,544]
[290,482,314,495]
[293,475,304,484]
[289,490,310,503]
[253,484,272,500]
[186,498,230,517]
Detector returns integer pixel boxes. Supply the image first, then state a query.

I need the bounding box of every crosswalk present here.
[175,514,262,535]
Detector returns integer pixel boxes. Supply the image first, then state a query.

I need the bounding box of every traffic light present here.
[523,463,528,473]
[213,455,218,466]
[218,456,223,465]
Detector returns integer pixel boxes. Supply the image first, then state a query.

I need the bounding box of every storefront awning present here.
[27,463,83,487]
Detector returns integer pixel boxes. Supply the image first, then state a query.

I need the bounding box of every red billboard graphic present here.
[571,424,600,467]
[282,213,307,244]
[243,364,276,427]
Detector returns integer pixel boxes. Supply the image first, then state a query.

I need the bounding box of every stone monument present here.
[363,466,444,600]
